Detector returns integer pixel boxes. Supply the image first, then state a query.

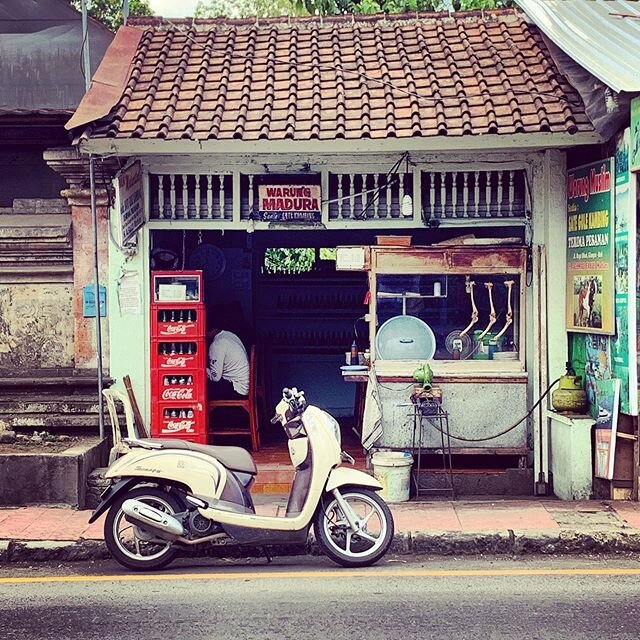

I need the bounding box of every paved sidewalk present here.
[2,498,640,563]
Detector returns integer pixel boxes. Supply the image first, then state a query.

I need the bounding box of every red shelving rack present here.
[150,270,207,444]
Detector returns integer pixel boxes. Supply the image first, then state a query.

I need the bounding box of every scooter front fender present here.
[325,466,382,492]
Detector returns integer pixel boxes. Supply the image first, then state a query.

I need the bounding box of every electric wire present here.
[417,376,562,443]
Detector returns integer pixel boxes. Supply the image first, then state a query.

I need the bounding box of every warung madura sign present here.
[258,185,321,222]
[566,159,615,335]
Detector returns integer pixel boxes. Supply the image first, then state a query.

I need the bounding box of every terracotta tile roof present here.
[78,10,594,142]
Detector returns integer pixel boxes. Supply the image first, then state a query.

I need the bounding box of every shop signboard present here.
[258,185,321,222]
[117,161,144,245]
[566,159,615,335]
[611,129,638,415]
[631,96,640,172]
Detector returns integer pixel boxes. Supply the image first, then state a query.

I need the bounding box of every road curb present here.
[2,529,640,564]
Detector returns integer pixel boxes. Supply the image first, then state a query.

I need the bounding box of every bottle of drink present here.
[170,310,176,323]
[179,376,186,385]
[178,310,184,323]
[179,409,186,418]
[350,339,359,366]
[187,409,194,418]
[170,409,178,418]
[170,376,177,384]
[187,376,193,385]
[170,342,176,355]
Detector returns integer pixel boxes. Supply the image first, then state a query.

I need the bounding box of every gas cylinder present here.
[551,363,588,413]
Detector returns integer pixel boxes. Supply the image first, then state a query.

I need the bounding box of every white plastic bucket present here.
[371,451,413,502]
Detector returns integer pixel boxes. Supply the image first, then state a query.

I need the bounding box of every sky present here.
[148,0,199,17]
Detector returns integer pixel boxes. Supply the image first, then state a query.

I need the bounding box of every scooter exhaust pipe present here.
[122,499,185,540]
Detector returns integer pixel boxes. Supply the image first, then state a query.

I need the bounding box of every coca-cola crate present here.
[152,431,208,445]
[153,370,205,404]
[153,402,206,439]
[152,340,206,370]
[151,305,204,339]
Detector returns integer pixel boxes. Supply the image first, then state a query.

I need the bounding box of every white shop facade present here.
[78,134,588,496]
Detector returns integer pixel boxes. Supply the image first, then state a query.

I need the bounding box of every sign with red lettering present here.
[566,158,615,334]
[258,185,321,222]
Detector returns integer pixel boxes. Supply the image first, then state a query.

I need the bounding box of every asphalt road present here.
[2,555,640,639]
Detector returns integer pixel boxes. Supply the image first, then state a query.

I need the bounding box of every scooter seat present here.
[142,439,257,475]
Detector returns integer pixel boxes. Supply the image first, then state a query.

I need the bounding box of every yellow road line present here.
[2,567,640,585]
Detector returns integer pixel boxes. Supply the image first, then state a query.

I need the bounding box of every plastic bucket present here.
[371,451,413,502]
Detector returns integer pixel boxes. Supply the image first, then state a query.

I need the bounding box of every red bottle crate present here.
[151,304,205,339]
[152,401,206,440]
[153,370,204,404]
[152,340,206,370]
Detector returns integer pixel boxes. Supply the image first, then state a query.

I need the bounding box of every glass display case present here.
[152,270,202,303]
[368,246,526,372]
[376,273,520,361]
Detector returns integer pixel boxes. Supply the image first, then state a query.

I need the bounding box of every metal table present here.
[408,397,455,499]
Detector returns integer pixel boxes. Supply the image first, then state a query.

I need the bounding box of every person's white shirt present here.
[207,330,249,396]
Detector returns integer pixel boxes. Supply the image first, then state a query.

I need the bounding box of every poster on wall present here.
[584,334,612,409]
[566,159,615,334]
[631,96,640,173]
[611,129,638,415]
[594,378,621,480]
[257,185,321,222]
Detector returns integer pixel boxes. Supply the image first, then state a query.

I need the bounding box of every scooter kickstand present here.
[262,546,272,564]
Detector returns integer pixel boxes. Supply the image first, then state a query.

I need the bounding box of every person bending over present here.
[206,324,249,400]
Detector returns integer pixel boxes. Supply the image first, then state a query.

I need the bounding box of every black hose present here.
[420,377,562,443]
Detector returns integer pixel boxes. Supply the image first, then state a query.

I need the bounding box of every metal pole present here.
[123,0,129,25]
[81,0,105,440]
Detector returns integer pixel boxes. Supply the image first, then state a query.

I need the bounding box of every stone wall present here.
[0,198,74,372]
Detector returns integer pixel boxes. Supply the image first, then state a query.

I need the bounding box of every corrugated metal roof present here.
[0,0,113,112]
[515,0,640,93]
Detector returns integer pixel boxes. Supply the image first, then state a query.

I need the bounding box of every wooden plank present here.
[123,375,148,438]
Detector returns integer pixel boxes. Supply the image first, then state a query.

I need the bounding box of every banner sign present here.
[258,185,321,222]
[611,129,638,414]
[117,161,144,245]
[566,159,615,334]
[631,96,640,172]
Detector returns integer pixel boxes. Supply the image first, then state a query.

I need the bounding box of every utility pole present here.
[81,0,105,441]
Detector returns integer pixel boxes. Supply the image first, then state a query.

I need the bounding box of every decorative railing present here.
[149,174,233,220]
[421,169,527,221]
[148,169,528,224]
[327,172,414,221]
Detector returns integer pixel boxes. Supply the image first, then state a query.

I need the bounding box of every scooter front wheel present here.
[313,488,394,568]
[104,486,182,571]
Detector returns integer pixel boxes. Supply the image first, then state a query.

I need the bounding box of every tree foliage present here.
[196,0,510,17]
[195,0,305,18]
[68,0,153,30]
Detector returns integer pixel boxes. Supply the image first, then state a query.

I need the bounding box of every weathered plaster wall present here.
[0,198,74,373]
[377,381,528,449]
[0,284,73,369]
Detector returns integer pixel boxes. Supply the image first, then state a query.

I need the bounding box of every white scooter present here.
[89,387,394,571]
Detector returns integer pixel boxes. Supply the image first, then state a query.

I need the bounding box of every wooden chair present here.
[207,345,260,451]
[103,387,139,464]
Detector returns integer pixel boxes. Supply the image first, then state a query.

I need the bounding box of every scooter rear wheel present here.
[104,486,183,571]
[314,488,394,568]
